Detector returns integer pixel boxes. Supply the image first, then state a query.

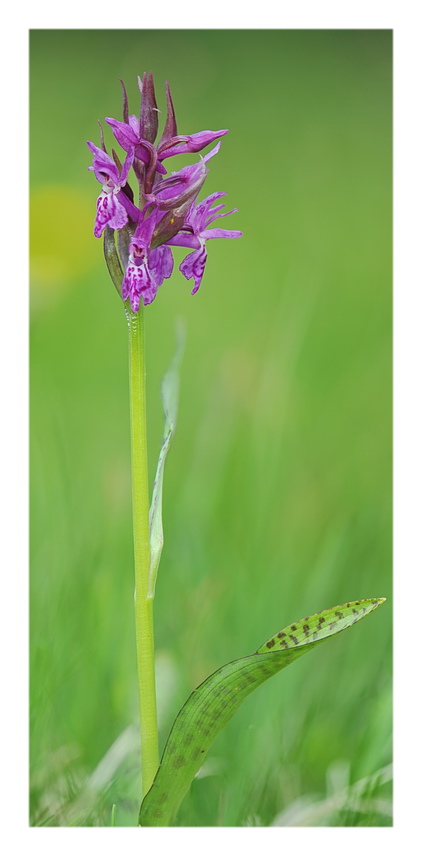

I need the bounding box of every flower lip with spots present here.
[87,142,138,237]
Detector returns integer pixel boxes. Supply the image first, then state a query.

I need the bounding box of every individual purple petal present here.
[204,204,227,221]
[166,233,201,250]
[183,190,242,239]
[87,141,120,185]
[158,129,228,160]
[206,207,238,225]
[105,117,139,152]
[201,228,243,240]
[179,246,208,294]
[190,191,226,222]
[116,189,141,224]
[119,148,135,184]
[131,205,165,250]
[128,114,140,135]
[186,129,228,151]
[201,142,222,163]
[149,245,174,287]
[87,139,109,160]
[187,192,234,230]
[201,191,227,205]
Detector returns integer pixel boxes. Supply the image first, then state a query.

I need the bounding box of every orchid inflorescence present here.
[87,72,242,311]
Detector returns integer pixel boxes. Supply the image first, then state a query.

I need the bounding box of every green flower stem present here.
[127,305,159,797]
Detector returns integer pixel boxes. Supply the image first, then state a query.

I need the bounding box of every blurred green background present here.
[30,30,392,827]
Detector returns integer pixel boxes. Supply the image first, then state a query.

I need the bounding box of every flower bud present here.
[139,71,159,144]
[158,81,178,148]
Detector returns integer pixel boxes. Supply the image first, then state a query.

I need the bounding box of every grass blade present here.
[148,324,185,598]
[139,597,385,826]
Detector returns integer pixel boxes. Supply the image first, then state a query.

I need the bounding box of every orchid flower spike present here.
[87,74,242,308]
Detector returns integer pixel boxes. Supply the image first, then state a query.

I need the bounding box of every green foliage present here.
[139,599,385,825]
[270,760,392,826]
[149,324,185,597]
[30,29,392,827]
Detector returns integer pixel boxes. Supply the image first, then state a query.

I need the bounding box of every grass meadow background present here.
[30,29,392,827]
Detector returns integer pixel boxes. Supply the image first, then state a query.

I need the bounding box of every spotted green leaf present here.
[139,597,385,826]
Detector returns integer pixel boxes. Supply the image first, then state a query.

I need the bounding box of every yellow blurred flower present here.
[30,185,98,307]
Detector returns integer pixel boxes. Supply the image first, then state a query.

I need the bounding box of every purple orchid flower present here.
[167,192,242,294]
[88,73,242,309]
[87,141,137,237]
[122,207,174,311]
